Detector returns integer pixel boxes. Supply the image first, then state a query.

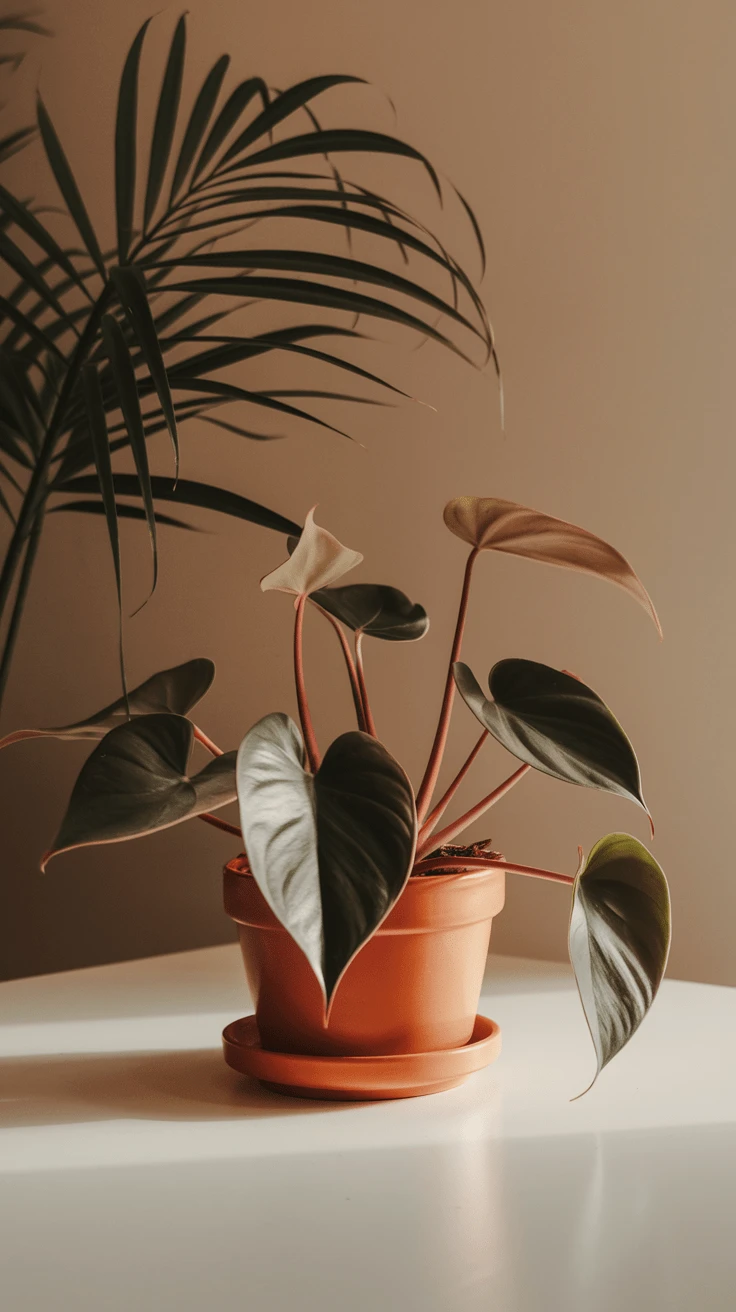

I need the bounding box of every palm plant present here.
[0,12,494,711]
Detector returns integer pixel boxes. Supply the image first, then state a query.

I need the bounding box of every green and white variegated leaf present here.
[569,833,671,1093]
[0,658,214,749]
[453,659,649,819]
[42,713,237,869]
[237,712,416,1007]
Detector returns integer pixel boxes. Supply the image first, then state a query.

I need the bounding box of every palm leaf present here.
[35,99,107,279]
[191,77,270,183]
[110,265,178,474]
[50,499,198,531]
[81,364,127,701]
[115,19,151,263]
[169,54,230,202]
[216,75,365,168]
[143,15,186,231]
[57,473,302,537]
[227,129,442,199]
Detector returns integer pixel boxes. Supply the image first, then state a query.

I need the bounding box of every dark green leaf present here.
[453,659,649,817]
[110,265,179,474]
[143,15,186,230]
[191,78,269,183]
[569,833,671,1091]
[166,376,354,441]
[115,18,151,263]
[81,363,126,705]
[0,292,66,359]
[0,126,36,164]
[237,714,416,1005]
[58,473,301,537]
[169,54,230,201]
[0,178,93,296]
[166,276,474,363]
[50,499,198,531]
[36,98,106,279]
[0,658,214,749]
[41,714,236,868]
[0,229,79,331]
[100,313,157,596]
[217,76,364,167]
[312,583,429,641]
[230,128,442,201]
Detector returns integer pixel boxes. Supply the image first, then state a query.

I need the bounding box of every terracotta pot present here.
[223,855,505,1058]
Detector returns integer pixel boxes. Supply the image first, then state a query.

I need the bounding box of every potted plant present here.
[0,11,493,710]
[3,492,670,1100]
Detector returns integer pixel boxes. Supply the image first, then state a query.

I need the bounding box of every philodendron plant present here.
[3,495,671,1092]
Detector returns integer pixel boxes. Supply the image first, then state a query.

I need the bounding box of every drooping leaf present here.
[115,19,151,263]
[236,713,416,1003]
[100,312,157,596]
[311,583,429,641]
[50,499,198,531]
[41,713,237,869]
[55,473,302,537]
[444,497,661,635]
[217,76,364,168]
[110,265,178,474]
[0,292,66,359]
[569,833,671,1092]
[0,657,214,749]
[81,363,127,705]
[169,54,230,201]
[0,125,36,164]
[143,15,186,230]
[261,506,361,598]
[0,229,79,331]
[230,128,442,201]
[453,659,649,817]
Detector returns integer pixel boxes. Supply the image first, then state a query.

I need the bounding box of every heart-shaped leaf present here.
[569,833,671,1092]
[0,658,214,750]
[444,496,661,635]
[453,659,648,815]
[42,713,237,870]
[312,583,429,641]
[261,506,362,600]
[237,712,416,1006]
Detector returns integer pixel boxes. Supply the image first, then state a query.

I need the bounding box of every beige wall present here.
[2,0,735,984]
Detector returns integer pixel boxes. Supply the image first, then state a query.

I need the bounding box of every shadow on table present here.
[0,1048,352,1126]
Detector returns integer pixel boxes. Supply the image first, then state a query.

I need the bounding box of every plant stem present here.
[192,724,224,757]
[354,631,377,737]
[412,853,574,886]
[312,602,366,730]
[415,763,530,861]
[0,506,44,707]
[294,593,320,772]
[197,811,242,838]
[417,729,488,844]
[415,547,479,824]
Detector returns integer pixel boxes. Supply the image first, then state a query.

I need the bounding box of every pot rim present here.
[223,852,506,888]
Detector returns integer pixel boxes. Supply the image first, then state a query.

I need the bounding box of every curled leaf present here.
[444,497,661,635]
[261,506,362,600]
[312,582,429,641]
[42,714,237,869]
[0,659,214,749]
[453,659,649,818]
[237,713,416,1006]
[569,833,671,1093]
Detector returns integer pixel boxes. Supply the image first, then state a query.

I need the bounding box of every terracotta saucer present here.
[222,1014,502,1101]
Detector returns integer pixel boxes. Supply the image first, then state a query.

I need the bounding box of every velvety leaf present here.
[569,833,671,1091]
[0,657,214,749]
[143,15,186,229]
[261,506,362,598]
[169,55,230,201]
[35,98,107,278]
[115,19,151,263]
[237,713,416,1003]
[56,473,302,537]
[311,583,429,641]
[453,659,648,816]
[444,497,661,634]
[42,714,237,869]
[110,265,179,473]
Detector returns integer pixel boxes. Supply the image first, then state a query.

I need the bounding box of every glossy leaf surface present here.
[312,582,429,641]
[569,833,671,1091]
[453,659,648,815]
[0,658,214,749]
[444,497,661,634]
[42,713,237,869]
[237,713,416,1004]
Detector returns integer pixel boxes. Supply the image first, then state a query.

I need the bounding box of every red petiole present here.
[415,763,530,861]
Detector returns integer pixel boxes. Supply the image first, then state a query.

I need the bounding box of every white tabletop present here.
[1,944,734,1312]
